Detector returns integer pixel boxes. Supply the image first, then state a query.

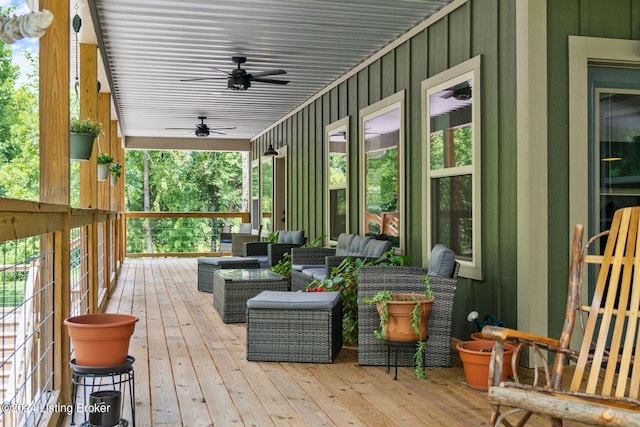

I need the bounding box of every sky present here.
[1,0,39,85]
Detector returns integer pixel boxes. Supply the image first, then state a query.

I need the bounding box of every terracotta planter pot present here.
[64,313,138,366]
[456,339,515,391]
[97,163,110,180]
[376,293,434,341]
[70,132,96,161]
[470,332,519,377]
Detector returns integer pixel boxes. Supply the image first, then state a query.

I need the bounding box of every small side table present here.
[384,338,427,380]
[70,355,135,426]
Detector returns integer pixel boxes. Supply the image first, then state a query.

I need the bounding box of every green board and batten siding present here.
[252,0,518,340]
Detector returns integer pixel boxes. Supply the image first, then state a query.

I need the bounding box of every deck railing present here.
[125,211,250,257]
[0,201,248,426]
[0,198,122,427]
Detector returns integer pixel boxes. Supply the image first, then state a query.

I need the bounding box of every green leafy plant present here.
[270,235,324,278]
[306,248,411,346]
[364,273,435,379]
[110,162,122,177]
[266,232,279,243]
[70,117,104,138]
[97,152,114,164]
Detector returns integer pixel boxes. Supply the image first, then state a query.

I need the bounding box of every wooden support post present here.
[79,43,99,313]
[40,0,71,417]
[98,93,111,210]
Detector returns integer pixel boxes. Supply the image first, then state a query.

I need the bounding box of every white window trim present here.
[422,56,482,280]
[325,117,350,245]
[359,90,406,252]
[251,159,261,233]
[260,155,274,235]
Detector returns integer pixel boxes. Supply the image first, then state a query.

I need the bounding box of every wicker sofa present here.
[357,244,459,368]
[242,230,306,267]
[290,233,392,291]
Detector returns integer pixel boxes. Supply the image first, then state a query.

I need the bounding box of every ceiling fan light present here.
[263,143,278,156]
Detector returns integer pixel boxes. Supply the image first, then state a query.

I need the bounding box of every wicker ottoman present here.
[246,291,342,363]
[213,269,289,323]
[197,257,260,293]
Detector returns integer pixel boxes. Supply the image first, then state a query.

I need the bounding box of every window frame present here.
[325,117,350,245]
[250,159,261,232]
[260,156,274,234]
[422,56,482,280]
[359,90,405,252]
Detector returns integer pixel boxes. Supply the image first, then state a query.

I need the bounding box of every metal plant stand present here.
[70,356,135,426]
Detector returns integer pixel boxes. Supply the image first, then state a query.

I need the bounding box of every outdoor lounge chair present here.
[483,206,640,426]
[357,244,459,368]
[242,230,306,267]
[219,223,260,256]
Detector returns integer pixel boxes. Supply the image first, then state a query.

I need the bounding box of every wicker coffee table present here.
[213,269,289,323]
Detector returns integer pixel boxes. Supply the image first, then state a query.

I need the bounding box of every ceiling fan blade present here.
[252,77,290,85]
[210,126,236,130]
[179,76,228,82]
[165,127,195,130]
[210,67,232,76]
[249,69,287,78]
[209,129,228,135]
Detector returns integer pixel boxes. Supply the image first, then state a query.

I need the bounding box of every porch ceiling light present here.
[263,143,278,156]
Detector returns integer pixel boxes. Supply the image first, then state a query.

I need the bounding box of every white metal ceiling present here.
[90,0,456,147]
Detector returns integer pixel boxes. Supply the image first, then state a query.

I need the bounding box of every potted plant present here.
[96,152,114,181]
[70,117,104,161]
[364,274,434,378]
[110,162,122,185]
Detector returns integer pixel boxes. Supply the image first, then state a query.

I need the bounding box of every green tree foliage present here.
[125,150,246,253]
[0,29,39,200]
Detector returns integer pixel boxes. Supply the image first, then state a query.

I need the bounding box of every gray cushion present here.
[338,234,371,256]
[197,256,252,266]
[292,263,323,271]
[248,290,340,309]
[361,239,392,257]
[335,233,356,256]
[238,223,252,233]
[310,269,328,281]
[278,230,305,245]
[428,244,456,277]
[301,267,326,279]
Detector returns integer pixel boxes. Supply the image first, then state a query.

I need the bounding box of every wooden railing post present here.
[39,0,71,418]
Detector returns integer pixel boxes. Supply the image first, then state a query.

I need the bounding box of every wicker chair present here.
[243,230,306,267]
[357,263,459,368]
[219,223,260,256]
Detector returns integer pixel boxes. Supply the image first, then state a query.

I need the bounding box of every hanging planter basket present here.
[70,132,96,161]
[110,175,118,186]
[97,163,110,181]
[64,313,138,366]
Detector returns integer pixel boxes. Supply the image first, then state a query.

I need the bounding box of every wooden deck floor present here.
[65,258,583,426]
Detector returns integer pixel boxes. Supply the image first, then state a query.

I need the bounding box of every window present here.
[325,117,349,243]
[422,56,481,279]
[360,91,405,250]
[251,160,260,231]
[261,157,273,233]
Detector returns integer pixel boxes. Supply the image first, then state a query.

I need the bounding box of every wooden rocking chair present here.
[483,206,640,426]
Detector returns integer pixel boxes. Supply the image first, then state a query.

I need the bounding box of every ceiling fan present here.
[180,56,289,91]
[166,116,236,137]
